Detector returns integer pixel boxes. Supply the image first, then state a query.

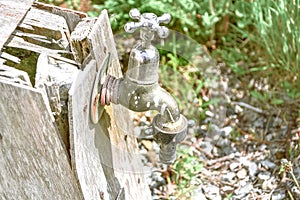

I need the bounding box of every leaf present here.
[250,91,265,101]
[202,12,220,27]
[235,9,244,18]
[271,98,284,105]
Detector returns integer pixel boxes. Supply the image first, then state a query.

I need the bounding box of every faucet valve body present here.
[95,9,187,164]
[124,8,171,85]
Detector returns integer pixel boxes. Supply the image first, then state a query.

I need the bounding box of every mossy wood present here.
[0,1,151,199]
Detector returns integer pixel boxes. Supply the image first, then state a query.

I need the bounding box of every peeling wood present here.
[6,35,76,65]
[16,6,71,52]
[0,52,20,64]
[70,17,97,65]
[35,53,79,154]
[33,1,87,32]
[18,7,69,41]
[14,30,67,50]
[0,58,6,65]
[88,11,116,72]
[0,0,35,49]
[2,3,78,82]
[7,35,68,54]
[0,64,32,86]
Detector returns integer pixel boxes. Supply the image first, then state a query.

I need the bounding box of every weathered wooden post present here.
[0,1,151,199]
[68,8,152,200]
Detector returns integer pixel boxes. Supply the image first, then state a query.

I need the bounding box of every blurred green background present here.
[39,0,300,121]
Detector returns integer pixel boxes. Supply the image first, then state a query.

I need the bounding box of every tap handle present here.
[129,8,141,20]
[124,8,171,39]
[157,13,171,24]
[124,21,143,33]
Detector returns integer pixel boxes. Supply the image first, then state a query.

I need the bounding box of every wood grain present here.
[0,0,34,50]
[68,10,152,200]
[0,80,83,199]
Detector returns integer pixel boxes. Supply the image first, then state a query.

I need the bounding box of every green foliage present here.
[224,193,233,200]
[89,0,228,41]
[251,0,300,72]
[171,146,203,197]
[222,0,300,91]
[159,53,205,120]
[282,81,300,99]
[250,90,283,106]
[230,128,241,142]
[92,0,300,112]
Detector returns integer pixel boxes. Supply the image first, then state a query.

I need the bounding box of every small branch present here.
[231,101,264,114]
[287,189,294,200]
[206,153,235,166]
[291,169,300,191]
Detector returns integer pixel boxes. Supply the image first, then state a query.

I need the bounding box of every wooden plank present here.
[6,35,77,65]
[69,10,152,200]
[0,80,83,199]
[16,7,71,51]
[3,6,78,66]
[0,52,20,64]
[35,53,79,156]
[88,10,152,200]
[69,60,110,200]
[70,17,97,65]
[19,7,69,41]
[33,1,87,32]
[0,64,32,86]
[0,58,5,65]
[14,31,65,50]
[0,0,34,50]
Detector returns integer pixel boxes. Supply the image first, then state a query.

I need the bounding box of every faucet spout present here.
[100,75,187,164]
[148,84,180,124]
[114,78,180,124]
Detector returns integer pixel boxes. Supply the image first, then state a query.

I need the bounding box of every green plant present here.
[88,0,231,42]
[280,159,300,199]
[250,90,285,106]
[171,146,203,198]
[230,128,241,142]
[224,193,233,200]
[253,0,300,72]
[158,33,206,118]
[91,0,300,123]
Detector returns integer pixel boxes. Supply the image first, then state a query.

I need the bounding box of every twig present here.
[281,159,300,192]
[263,116,272,137]
[287,189,294,200]
[285,123,292,159]
[206,153,235,166]
[235,126,286,144]
[231,101,264,114]
[290,170,300,191]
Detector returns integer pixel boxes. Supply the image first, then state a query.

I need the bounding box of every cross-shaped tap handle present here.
[124,8,171,39]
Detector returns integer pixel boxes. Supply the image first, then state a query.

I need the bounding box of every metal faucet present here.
[92,8,187,164]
